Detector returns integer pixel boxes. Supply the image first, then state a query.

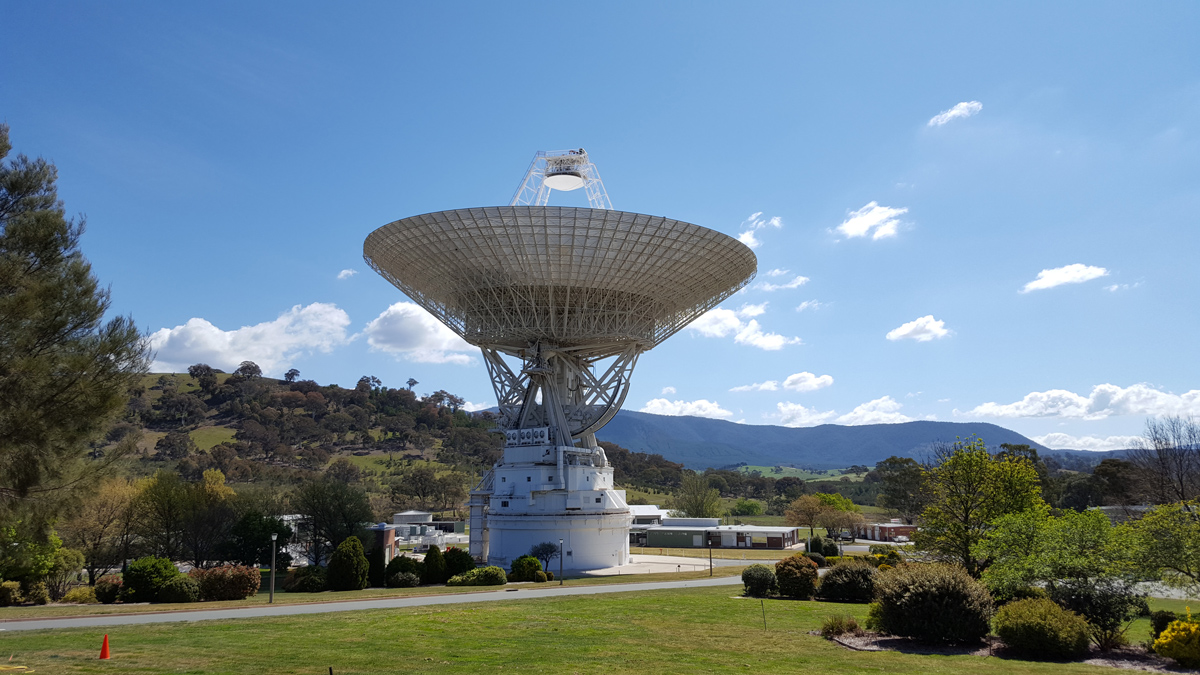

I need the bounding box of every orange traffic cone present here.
[99,634,110,660]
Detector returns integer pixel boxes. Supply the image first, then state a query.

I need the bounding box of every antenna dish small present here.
[543,172,585,191]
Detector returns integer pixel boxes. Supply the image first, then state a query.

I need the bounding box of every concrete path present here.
[0,575,743,633]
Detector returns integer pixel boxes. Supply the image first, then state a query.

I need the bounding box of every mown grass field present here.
[0,586,1182,674]
[739,464,870,482]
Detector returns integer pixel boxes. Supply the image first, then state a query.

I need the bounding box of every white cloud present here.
[661,386,677,395]
[928,101,983,127]
[687,308,801,351]
[1105,281,1141,292]
[836,202,908,240]
[640,398,733,419]
[731,381,780,392]
[1032,432,1143,452]
[795,300,826,312]
[737,303,768,317]
[777,395,912,427]
[461,401,492,413]
[364,301,476,365]
[736,212,782,250]
[150,302,352,376]
[835,396,913,425]
[758,275,810,292]
[783,371,834,392]
[1020,264,1109,293]
[961,383,1200,420]
[766,268,790,277]
[336,269,357,280]
[886,315,949,342]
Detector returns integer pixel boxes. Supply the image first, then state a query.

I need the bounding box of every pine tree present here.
[0,124,150,542]
[421,545,447,585]
[326,536,369,591]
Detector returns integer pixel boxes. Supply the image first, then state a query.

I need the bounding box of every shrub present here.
[775,555,818,600]
[0,581,23,606]
[44,548,85,601]
[533,570,548,583]
[281,565,326,593]
[367,547,386,588]
[820,614,860,638]
[803,552,826,568]
[1154,617,1200,668]
[94,576,121,604]
[545,571,554,581]
[327,536,370,591]
[741,564,777,598]
[60,586,98,604]
[157,576,200,603]
[23,582,49,605]
[994,598,1091,659]
[385,554,422,579]
[444,547,476,578]
[877,563,892,572]
[1151,610,1179,642]
[386,572,421,588]
[992,586,1049,606]
[864,602,883,631]
[873,563,994,644]
[447,566,507,587]
[421,546,447,585]
[190,565,261,601]
[509,555,542,583]
[821,538,839,558]
[120,556,181,603]
[818,560,877,603]
[868,544,894,555]
[1047,578,1145,650]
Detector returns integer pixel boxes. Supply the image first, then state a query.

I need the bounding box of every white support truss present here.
[510,149,613,210]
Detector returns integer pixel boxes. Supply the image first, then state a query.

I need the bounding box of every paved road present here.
[0,576,743,632]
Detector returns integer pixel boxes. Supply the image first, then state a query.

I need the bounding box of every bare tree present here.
[1129,415,1200,504]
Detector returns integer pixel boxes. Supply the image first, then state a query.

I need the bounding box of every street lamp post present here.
[269,532,278,604]
[558,538,563,586]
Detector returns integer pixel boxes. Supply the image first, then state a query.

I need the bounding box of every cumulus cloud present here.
[461,401,492,413]
[336,269,357,280]
[732,371,834,394]
[661,386,677,395]
[364,301,476,365]
[736,212,782,250]
[961,383,1200,420]
[1021,264,1109,293]
[1032,432,1143,452]
[640,398,733,419]
[886,315,949,342]
[758,275,810,292]
[836,202,907,240]
[777,395,913,427]
[150,303,352,376]
[687,307,802,351]
[795,300,826,312]
[928,101,983,127]
[766,268,790,277]
[737,303,768,317]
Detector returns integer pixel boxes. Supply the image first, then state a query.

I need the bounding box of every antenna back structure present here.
[510,149,612,210]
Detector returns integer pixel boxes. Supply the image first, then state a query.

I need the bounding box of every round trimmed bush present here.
[282,565,326,593]
[818,560,877,603]
[1151,610,1179,642]
[421,546,448,585]
[994,598,1090,659]
[60,586,98,604]
[386,572,421,588]
[545,570,554,582]
[94,576,121,604]
[190,565,261,601]
[741,564,778,598]
[822,539,839,558]
[119,556,181,603]
[510,555,542,582]
[0,581,22,606]
[775,555,818,599]
[803,552,826,568]
[533,570,548,583]
[1155,618,1200,668]
[385,554,422,579]
[873,563,994,644]
[157,575,200,603]
[23,581,49,605]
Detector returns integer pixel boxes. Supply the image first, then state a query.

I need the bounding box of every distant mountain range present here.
[595,410,1066,470]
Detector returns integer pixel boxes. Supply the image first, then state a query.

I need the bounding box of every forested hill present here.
[598,411,1050,470]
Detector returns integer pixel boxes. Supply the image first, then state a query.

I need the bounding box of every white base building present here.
[470,432,632,572]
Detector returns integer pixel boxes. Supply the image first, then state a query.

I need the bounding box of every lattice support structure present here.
[510,149,612,210]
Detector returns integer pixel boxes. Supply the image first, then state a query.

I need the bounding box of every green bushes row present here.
[447,566,507,586]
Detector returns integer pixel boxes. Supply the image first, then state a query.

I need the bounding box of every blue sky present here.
[3,2,1198,451]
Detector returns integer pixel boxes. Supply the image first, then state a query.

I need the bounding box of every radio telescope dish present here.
[363,150,757,570]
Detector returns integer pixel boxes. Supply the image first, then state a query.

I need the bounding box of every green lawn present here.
[0,586,1172,674]
[740,465,869,482]
[188,426,236,450]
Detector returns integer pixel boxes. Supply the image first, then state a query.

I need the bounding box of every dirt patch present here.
[825,632,1194,673]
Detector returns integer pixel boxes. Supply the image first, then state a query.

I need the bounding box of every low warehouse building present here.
[634,517,801,550]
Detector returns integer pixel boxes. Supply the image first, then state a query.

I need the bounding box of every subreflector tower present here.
[364,149,756,570]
